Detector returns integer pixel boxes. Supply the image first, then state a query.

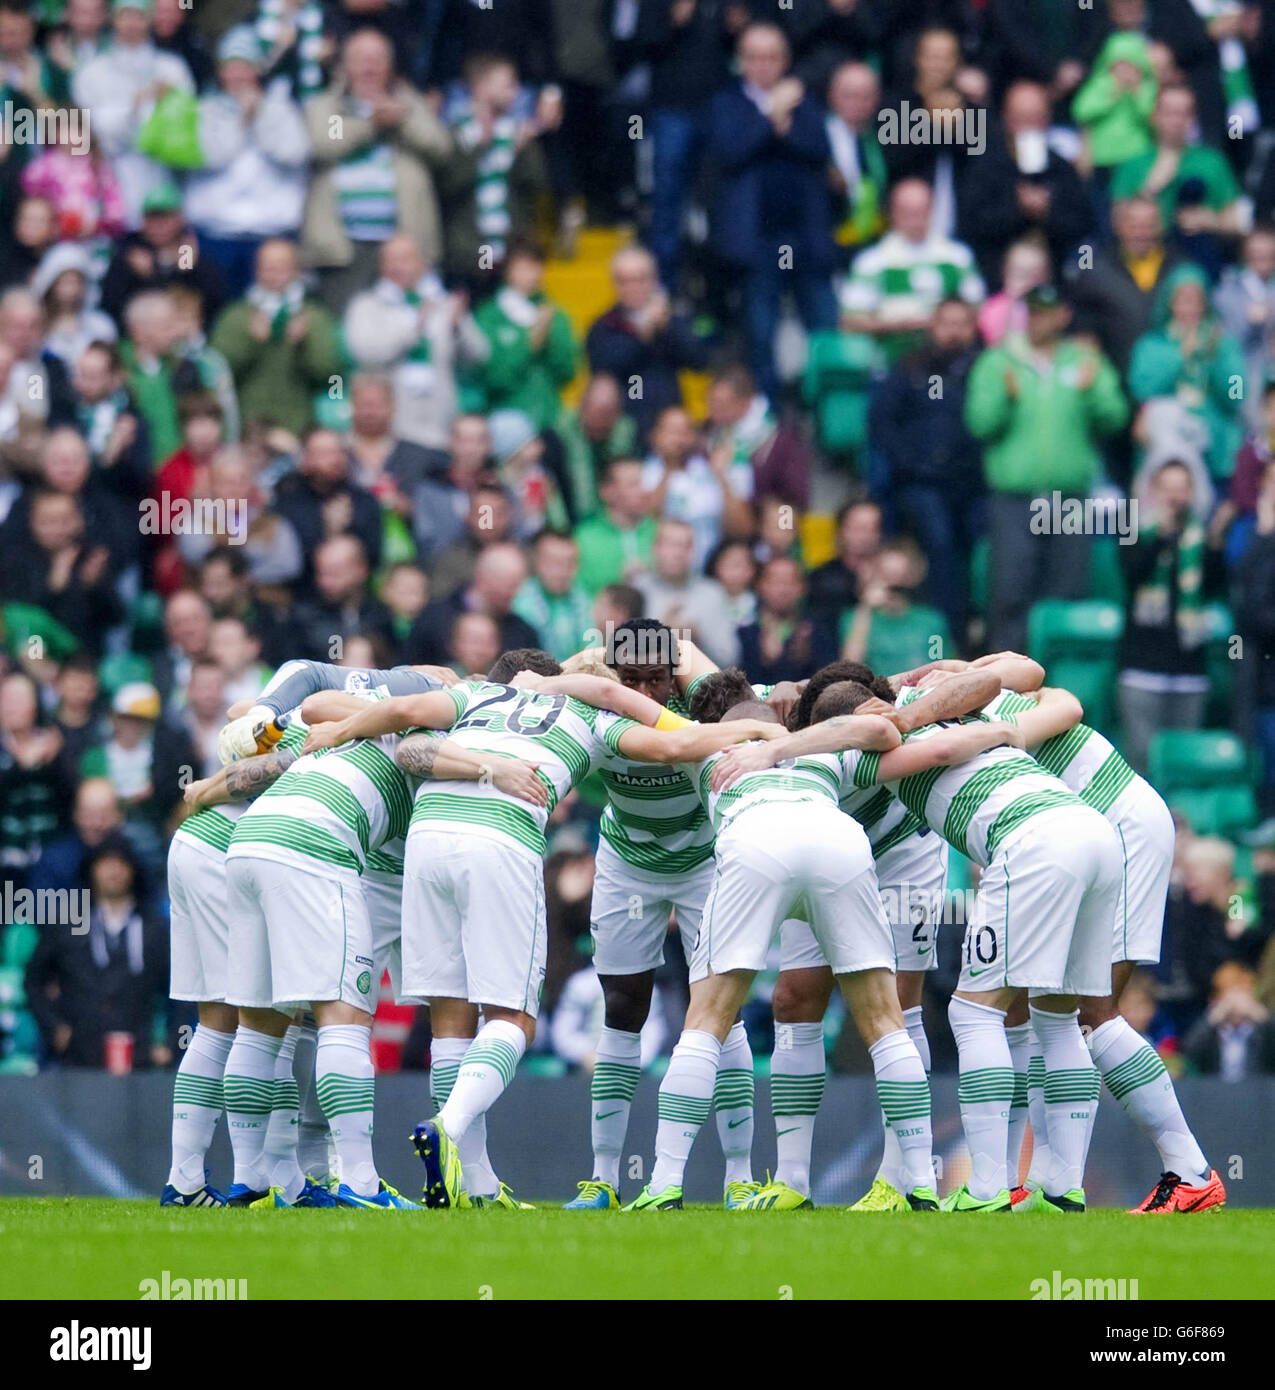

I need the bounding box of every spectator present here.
[196,543,288,666]
[635,0,735,292]
[554,373,637,525]
[151,589,211,711]
[1,286,75,454]
[488,407,569,538]
[473,239,576,432]
[79,679,194,842]
[43,0,112,95]
[965,282,1128,651]
[71,0,195,227]
[436,52,551,287]
[25,836,169,1069]
[344,370,437,506]
[641,405,754,573]
[977,237,1051,347]
[840,178,986,365]
[1129,263,1246,481]
[1119,458,1226,772]
[119,289,188,468]
[1068,195,1185,375]
[706,21,837,396]
[1,195,59,292]
[183,23,312,298]
[344,234,486,451]
[272,426,382,582]
[19,106,127,246]
[380,560,429,657]
[1071,25,1157,177]
[737,553,837,686]
[301,27,452,313]
[206,614,269,710]
[150,0,213,91]
[871,297,985,643]
[512,529,593,662]
[68,341,150,500]
[707,537,758,630]
[825,61,888,259]
[290,532,395,661]
[405,540,540,664]
[0,488,121,656]
[446,608,501,678]
[31,243,116,367]
[27,774,121,900]
[0,670,74,895]
[211,237,341,438]
[706,363,810,510]
[841,538,954,675]
[1181,962,1275,1078]
[806,496,881,626]
[47,657,109,775]
[1214,225,1275,430]
[174,655,231,776]
[960,80,1091,286]
[151,392,225,552]
[425,478,517,596]
[636,517,739,667]
[591,581,644,637]
[252,0,332,103]
[410,412,492,563]
[585,245,708,443]
[181,445,304,589]
[99,180,226,332]
[572,456,657,596]
[1110,82,1248,275]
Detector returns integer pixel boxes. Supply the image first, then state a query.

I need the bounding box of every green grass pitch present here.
[3,1200,1272,1300]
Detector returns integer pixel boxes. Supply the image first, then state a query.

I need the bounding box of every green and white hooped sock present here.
[879,1006,931,1190]
[591,1026,641,1191]
[1090,1015,1210,1186]
[168,1023,233,1192]
[714,1021,755,1186]
[261,1023,305,1202]
[651,1029,720,1193]
[316,1023,378,1197]
[432,1035,500,1198]
[770,1021,825,1197]
[948,997,1014,1200]
[1005,1020,1033,1185]
[870,1027,934,1195]
[223,1026,283,1192]
[438,1019,526,1145]
[1031,1005,1100,1196]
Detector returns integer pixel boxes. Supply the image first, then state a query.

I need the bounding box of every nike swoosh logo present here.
[594,1110,621,1121]
[915,946,931,955]
[727,1117,749,1129]
[967,966,992,978]
[776,1127,800,1138]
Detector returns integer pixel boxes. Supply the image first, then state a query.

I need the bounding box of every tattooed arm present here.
[394,733,549,807]
[183,747,299,810]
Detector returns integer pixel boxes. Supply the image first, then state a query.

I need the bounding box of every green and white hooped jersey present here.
[408,680,623,859]
[173,712,311,857]
[595,679,778,871]
[229,721,415,876]
[596,687,712,877]
[849,689,1087,867]
[838,780,927,859]
[980,688,1138,816]
[693,748,844,836]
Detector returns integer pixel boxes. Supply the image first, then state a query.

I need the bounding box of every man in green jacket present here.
[473,239,577,432]
[554,373,637,523]
[965,283,1128,650]
[210,238,341,437]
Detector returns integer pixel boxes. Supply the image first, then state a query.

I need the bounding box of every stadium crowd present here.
[2,0,1275,1081]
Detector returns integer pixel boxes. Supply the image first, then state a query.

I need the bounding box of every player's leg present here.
[1003,993,1037,1201]
[222,855,291,1205]
[766,936,833,1206]
[293,1013,330,1184]
[165,841,234,1204]
[416,839,545,1208]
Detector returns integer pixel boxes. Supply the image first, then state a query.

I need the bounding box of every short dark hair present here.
[179,391,224,425]
[722,699,780,725]
[202,545,249,578]
[810,680,875,723]
[791,660,893,729]
[606,618,679,674]
[487,647,562,684]
[688,667,754,724]
[598,583,644,622]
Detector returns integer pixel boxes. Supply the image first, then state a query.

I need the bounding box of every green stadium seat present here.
[1088,537,1126,605]
[97,651,154,696]
[1147,728,1257,836]
[0,964,25,1008]
[803,332,876,457]
[522,1054,567,1078]
[969,535,989,618]
[129,590,166,654]
[1026,599,1124,732]
[2,922,38,967]
[0,1053,38,1075]
[1203,601,1236,725]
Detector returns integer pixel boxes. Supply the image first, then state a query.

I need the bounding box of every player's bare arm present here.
[1000,687,1083,748]
[708,713,900,790]
[615,718,788,765]
[395,732,549,807]
[301,689,460,754]
[889,669,1000,733]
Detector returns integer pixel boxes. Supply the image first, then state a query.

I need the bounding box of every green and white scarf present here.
[78,388,130,459]
[247,279,306,340]
[1189,0,1258,134]
[1133,520,1208,650]
[332,136,398,242]
[257,0,326,100]
[375,275,445,364]
[458,114,517,257]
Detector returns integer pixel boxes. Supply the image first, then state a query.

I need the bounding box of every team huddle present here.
[160,619,1227,1217]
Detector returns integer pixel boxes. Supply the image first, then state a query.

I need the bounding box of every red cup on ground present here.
[104,1031,134,1075]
